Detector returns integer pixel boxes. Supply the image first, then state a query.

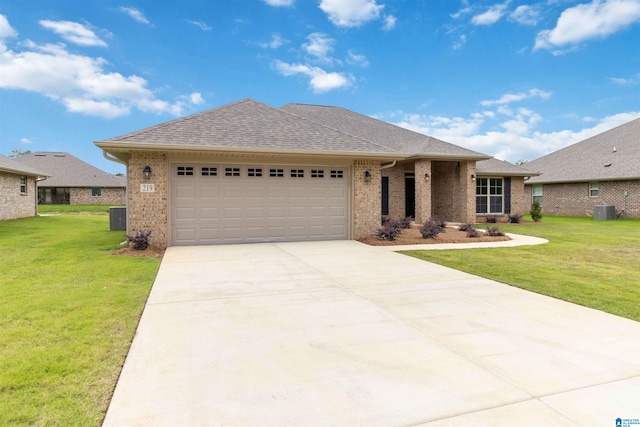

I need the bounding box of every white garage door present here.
[170,163,350,246]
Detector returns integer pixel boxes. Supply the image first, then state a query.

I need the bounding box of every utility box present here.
[593,205,616,221]
[109,206,127,230]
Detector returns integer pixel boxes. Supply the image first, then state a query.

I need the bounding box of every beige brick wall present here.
[0,172,37,221]
[127,152,168,248]
[353,159,381,239]
[414,159,432,223]
[431,160,476,223]
[70,187,126,205]
[525,180,640,218]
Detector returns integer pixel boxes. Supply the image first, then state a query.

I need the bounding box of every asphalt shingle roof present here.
[526,118,640,184]
[476,157,539,177]
[0,154,48,177]
[98,99,400,157]
[14,152,126,187]
[280,103,490,160]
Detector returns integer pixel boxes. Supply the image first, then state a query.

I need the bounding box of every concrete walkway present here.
[104,240,640,426]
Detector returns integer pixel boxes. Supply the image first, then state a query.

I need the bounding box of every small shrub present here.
[466,226,479,238]
[395,216,413,229]
[381,215,391,225]
[420,219,444,239]
[458,223,474,232]
[530,202,543,222]
[485,215,498,223]
[126,230,152,250]
[486,226,505,236]
[376,223,402,241]
[430,217,447,230]
[507,213,523,223]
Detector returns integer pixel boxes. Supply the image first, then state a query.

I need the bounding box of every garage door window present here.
[290,169,304,178]
[177,166,194,176]
[311,169,324,178]
[225,167,240,177]
[269,168,284,177]
[201,167,217,176]
[247,168,263,177]
[331,170,344,179]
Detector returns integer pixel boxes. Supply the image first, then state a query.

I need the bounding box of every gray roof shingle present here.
[280,103,490,160]
[476,158,540,177]
[98,99,400,157]
[0,154,48,177]
[526,118,640,184]
[14,152,125,188]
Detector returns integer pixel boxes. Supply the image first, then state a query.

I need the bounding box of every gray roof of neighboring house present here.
[526,118,640,184]
[280,103,490,160]
[13,152,126,188]
[476,158,540,177]
[96,99,401,159]
[0,154,48,177]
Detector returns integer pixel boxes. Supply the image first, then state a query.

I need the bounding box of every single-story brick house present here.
[95,99,537,248]
[524,118,640,218]
[14,152,126,205]
[0,154,48,221]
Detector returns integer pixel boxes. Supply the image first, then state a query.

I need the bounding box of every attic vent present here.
[54,154,66,157]
[613,147,617,153]
[604,162,612,167]
[35,154,46,156]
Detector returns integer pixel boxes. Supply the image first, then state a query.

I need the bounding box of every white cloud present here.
[382,15,397,31]
[259,33,287,49]
[0,14,18,39]
[189,92,204,105]
[39,20,107,47]
[120,7,150,24]
[319,0,384,27]
[188,20,212,31]
[20,137,32,144]
[535,0,640,51]
[471,1,512,26]
[452,34,467,49]
[608,73,640,85]
[272,60,353,93]
[0,36,192,118]
[347,50,369,67]
[480,88,552,106]
[303,33,335,63]
[509,5,541,26]
[263,0,294,6]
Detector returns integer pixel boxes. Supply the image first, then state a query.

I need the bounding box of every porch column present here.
[414,159,432,224]
[458,160,476,223]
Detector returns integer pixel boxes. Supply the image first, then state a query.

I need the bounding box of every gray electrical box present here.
[593,205,616,221]
[109,206,127,230]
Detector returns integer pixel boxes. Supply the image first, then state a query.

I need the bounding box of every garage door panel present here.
[171,163,349,246]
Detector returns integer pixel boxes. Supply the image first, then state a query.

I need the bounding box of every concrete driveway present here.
[104,241,640,426]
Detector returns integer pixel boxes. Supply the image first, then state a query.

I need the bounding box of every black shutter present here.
[504,178,511,214]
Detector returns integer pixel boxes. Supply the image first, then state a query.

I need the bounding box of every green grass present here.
[402,216,640,321]
[0,215,160,426]
[38,204,121,214]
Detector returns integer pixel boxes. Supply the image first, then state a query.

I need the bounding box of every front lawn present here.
[0,215,160,426]
[38,204,120,214]
[402,216,640,321]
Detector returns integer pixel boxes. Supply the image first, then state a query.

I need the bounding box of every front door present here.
[405,176,415,218]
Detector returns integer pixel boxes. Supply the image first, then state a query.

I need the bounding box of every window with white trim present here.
[589,182,599,197]
[91,187,102,197]
[20,176,27,194]
[476,178,503,214]
[532,184,543,205]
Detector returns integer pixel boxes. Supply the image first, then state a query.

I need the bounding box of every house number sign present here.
[140,183,155,193]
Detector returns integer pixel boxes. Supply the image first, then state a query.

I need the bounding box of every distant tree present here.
[8,149,31,158]
[115,172,124,176]
[515,159,528,165]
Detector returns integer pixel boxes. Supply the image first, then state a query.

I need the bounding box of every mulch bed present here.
[112,246,165,258]
[358,226,511,246]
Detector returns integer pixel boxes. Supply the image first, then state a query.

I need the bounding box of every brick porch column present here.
[414,159,432,224]
[353,160,381,239]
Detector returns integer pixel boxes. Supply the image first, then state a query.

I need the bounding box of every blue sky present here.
[1,0,639,174]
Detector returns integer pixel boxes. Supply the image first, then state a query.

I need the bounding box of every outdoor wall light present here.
[424,173,430,180]
[143,165,152,180]
[364,170,372,182]
[471,174,476,181]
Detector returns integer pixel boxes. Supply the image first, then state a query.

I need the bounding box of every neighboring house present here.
[14,152,126,205]
[0,154,48,221]
[524,118,640,218]
[95,99,536,248]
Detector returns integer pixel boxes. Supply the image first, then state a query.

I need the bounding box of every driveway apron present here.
[103,241,640,426]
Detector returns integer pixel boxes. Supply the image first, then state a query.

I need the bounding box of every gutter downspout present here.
[35,176,47,216]
[380,161,397,170]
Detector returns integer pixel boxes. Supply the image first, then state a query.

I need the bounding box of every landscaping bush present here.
[508,213,523,223]
[485,215,498,223]
[376,223,402,241]
[395,216,413,229]
[530,202,543,222]
[458,223,474,232]
[126,230,152,250]
[430,217,447,230]
[460,223,479,237]
[420,219,444,239]
[486,226,505,236]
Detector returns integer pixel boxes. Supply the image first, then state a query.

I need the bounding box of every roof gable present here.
[14,152,125,187]
[97,99,399,157]
[527,118,640,184]
[280,103,490,160]
[476,158,539,177]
